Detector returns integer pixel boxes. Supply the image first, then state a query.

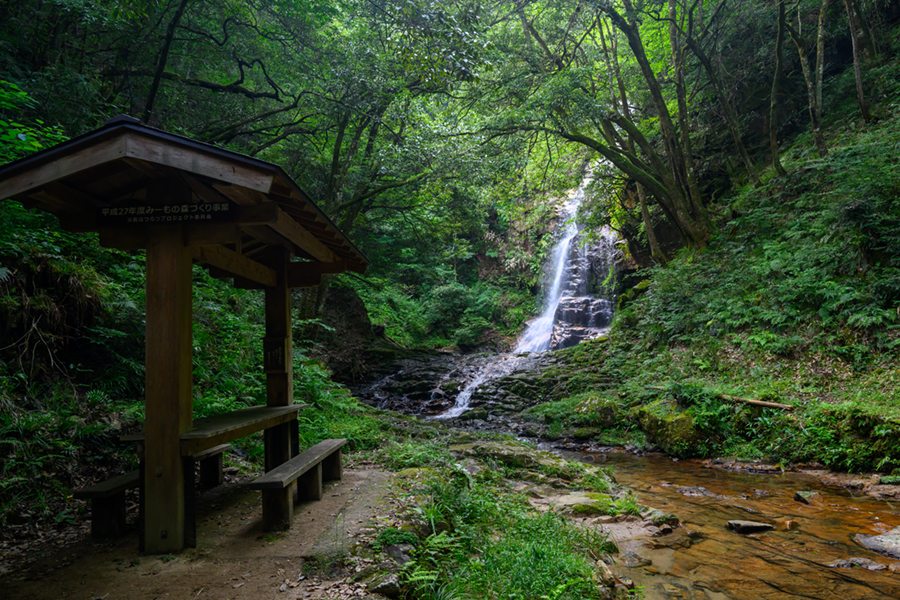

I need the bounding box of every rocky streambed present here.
[354,348,900,598]
[351,346,612,422]
[578,451,900,599]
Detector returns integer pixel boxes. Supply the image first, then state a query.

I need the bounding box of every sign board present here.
[97,201,233,225]
[263,337,289,373]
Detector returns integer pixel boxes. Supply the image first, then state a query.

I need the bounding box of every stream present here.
[355,175,900,598]
[567,450,900,599]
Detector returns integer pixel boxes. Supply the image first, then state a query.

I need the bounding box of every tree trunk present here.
[842,0,872,122]
[786,0,829,157]
[143,0,192,124]
[680,29,760,185]
[603,3,710,249]
[770,0,788,176]
[638,184,667,266]
[668,0,705,228]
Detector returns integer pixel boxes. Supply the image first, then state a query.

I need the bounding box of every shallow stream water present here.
[571,450,900,599]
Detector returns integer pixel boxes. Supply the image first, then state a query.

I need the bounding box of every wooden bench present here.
[73,470,140,539]
[123,405,305,549]
[194,443,231,488]
[250,438,346,530]
[74,444,230,540]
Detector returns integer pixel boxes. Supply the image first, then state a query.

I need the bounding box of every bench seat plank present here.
[250,439,345,490]
[122,404,306,456]
[193,443,230,461]
[251,438,346,531]
[74,470,139,499]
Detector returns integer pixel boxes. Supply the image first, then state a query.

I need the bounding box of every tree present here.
[785,0,831,156]
[770,0,789,176]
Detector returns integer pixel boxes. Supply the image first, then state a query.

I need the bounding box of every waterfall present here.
[516,178,618,353]
[430,176,618,419]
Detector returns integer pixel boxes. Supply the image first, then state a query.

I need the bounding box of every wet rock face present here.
[549,297,613,350]
[856,526,900,559]
[727,520,775,534]
[352,350,597,420]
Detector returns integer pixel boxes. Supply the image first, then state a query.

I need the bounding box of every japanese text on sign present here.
[98,202,232,224]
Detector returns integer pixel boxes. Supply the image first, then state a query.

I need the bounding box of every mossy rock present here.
[632,400,704,457]
[457,407,488,421]
[573,428,603,440]
[571,502,615,516]
[450,441,581,479]
[880,475,900,485]
[572,395,622,428]
[568,493,616,516]
[617,279,651,310]
[395,467,436,480]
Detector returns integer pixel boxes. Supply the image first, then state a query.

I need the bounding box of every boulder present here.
[677,486,717,497]
[368,574,402,598]
[385,543,415,565]
[592,560,616,587]
[727,520,774,534]
[632,401,704,457]
[829,560,853,569]
[621,551,652,568]
[639,507,679,527]
[856,526,900,559]
[830,557,887,570]
[794,491,824,505]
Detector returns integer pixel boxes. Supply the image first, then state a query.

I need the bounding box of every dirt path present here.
[4,466,396,600]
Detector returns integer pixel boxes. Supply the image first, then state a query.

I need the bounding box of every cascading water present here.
[516,180,618,353]
[352,176,622,421]
[428,177,619,419]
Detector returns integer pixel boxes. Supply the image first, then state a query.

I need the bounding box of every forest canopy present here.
[1,0,898,345]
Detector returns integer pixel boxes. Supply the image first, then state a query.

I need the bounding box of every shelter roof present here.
[0,115,368,280]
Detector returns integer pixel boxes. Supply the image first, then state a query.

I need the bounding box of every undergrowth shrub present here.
[401,471,615,600]
[620,117,900,364]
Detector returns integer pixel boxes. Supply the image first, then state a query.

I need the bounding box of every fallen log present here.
[648,386,795,411]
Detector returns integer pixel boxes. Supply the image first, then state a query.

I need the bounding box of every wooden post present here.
[297,463,323,501]
[262,250,295,529]
[143,225,193,553]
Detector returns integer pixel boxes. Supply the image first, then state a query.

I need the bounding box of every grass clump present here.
[373,526,418,550]
[397,469,616,600]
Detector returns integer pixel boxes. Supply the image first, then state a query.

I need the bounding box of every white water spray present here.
[516,189,585,353]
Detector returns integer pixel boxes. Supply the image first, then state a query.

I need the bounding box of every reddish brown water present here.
[584,451,900,599]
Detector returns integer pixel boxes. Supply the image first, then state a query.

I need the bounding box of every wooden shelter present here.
[0,115,368,553]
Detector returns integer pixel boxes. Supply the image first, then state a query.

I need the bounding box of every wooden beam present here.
[124,133,274,193]
[36,181,107,210]
[191,245,277,287]
[263,251,294,529]
[212,182,267,206]
[99,227,150,250]
[235,202,279,224]
[285,260,347,288]
[122,156,167,179]
[243,224,298,256]
[180,172,231,206]
[26,190,74,214]
[267,206,336,263]
[0,137,129,201]
[144,225,193,553]
[184,224,242,246]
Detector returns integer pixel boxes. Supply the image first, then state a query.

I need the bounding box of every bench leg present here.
[199,453,224,489]
[262,488,293,531]
[184,456,196,549]
[297,462,323,502]
[322,449,342,481]
[290,423,299,505]
[139,460,145,552]
[91,493,127,539]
